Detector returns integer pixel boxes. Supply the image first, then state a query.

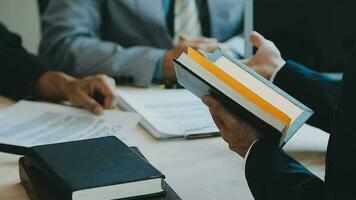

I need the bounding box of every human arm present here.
[39,0,166,87]
[36,73,116,115]
[202,96,325,200]
[244,32,342,132]
[0,23,116,115]
[0,23,46,99]
[203,47,356,200]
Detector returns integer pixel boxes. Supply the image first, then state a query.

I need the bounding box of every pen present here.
[185,132,220,140]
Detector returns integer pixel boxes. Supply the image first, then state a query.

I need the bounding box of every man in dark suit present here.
[0,23,117,115]
[202,32,355,199]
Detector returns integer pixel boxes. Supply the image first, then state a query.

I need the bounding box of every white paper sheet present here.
[116,87,218,138]
[0,101,140,147]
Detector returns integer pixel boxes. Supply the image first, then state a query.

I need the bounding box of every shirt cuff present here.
[153,56,164,83]
[243,139,259,171]
[269,64,285,82]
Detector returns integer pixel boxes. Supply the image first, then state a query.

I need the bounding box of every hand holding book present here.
[173,44,313,147]
[163,34,221,83]
[200,30,286,156]
[202,95,259,157]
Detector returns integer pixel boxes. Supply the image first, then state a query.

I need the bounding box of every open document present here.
[0,101,140,154]
[116,87,219,139]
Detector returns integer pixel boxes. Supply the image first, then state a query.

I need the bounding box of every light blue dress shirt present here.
[153,0,172,81]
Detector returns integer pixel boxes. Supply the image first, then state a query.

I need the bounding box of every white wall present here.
[0,0,41,54]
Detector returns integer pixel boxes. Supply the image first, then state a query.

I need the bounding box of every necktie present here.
[173,0,202,45]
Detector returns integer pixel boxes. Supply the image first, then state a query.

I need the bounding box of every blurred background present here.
[0,0,41,54]
[1,0,355,73]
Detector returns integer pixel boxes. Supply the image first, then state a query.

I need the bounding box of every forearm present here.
[40,0,167,87]
[0,51,46,100]
[41,36,166,87]
[245,139,325,200]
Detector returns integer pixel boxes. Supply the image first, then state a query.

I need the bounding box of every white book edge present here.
[73,178,163,200]
[212,56,304,124]
[116,89,218,139]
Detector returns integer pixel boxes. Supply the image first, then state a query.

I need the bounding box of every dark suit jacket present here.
[245,49,356,199]
[255,0,356,72]
[0,23,45,100]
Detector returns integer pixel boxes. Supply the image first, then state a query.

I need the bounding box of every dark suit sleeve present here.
[246,50,356,200]
[0,23,46,100]
[274,61,342,132]
[245,140,325,200]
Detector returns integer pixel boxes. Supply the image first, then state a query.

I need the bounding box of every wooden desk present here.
[0,97,329,200]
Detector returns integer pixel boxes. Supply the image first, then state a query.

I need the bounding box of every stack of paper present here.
[116,87,219,139]
[0,101,140,154]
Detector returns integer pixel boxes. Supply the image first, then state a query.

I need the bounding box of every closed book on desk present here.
[28,136,165,200]
[19,148,181,200]
[173,48,313,146]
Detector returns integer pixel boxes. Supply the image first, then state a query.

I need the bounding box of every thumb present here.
[249,31,266,48]
[179,34,188,42]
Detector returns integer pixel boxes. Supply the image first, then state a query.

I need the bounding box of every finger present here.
[182,35,217,43]
[92,76,117,109]
[202,96,226,117]
[189,39,218,49]
[203,98,232,135]
[74,90,103,115]
[203,96,242,129]
[197,42,219,53]
[205,97,227,121]
[243,59,255,68]
[202,95,215,107]
[211,114,229,136]
[212,115,230,142]
[241,59,249,64]
[179,34,189,42]
[194,37,218,43]
[249,31,266,48]
[211,114,241,148]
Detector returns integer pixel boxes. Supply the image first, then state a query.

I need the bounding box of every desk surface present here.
[0,96,329,200]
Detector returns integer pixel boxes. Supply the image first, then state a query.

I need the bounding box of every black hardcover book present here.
[19,148,181,200]
[28,136,166,200]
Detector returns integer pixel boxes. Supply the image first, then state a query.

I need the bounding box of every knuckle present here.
[95,75,107,82]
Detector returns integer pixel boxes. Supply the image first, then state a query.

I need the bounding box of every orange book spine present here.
[187,47,291,126]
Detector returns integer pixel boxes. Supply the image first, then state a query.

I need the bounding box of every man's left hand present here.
[65,75,117,115]
[37,72,117,115]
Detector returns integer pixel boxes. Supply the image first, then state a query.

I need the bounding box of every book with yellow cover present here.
[173,48,313,146]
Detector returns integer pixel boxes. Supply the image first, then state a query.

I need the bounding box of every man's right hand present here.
[244,31,286,80]
[163,35,220,82]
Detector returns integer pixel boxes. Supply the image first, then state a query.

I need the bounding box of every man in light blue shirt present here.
[40,0,245,87]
